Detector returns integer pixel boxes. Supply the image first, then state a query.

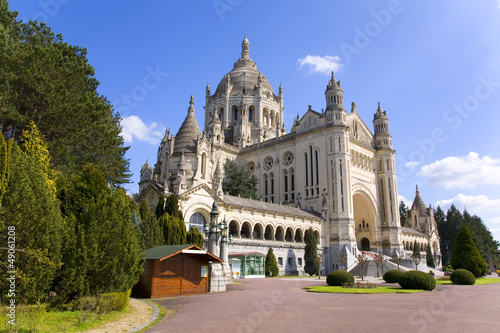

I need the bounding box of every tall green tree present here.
[437,205,463,265]
[0,142,63,303]
[186,227,205,248]
[304,228,319,276]
[265,247,279,277]
[412,240,421,268]
[57,164,143,299]
[159,213,187,245]
[139,215,164,250]
[0,2,130,184]
[426,243,435,268]
[450,225,487,277]
[222,159,258,199]
[399,201,408,227]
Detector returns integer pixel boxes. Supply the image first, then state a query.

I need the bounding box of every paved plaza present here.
[146,276,500,333]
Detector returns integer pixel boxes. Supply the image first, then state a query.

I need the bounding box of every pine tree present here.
[450,225,488,277]
[304,228,319,276]
[0,142,63,303]
[412,240,422,268]
[57,164,143,298]
[159,213,187,245]
[139,199,152,220]
[426,243,435,268]
[0,2,130,184]
[265,247,279,277]
[399,201,408,227]
[186,227,205,248]
[140,215,164,250]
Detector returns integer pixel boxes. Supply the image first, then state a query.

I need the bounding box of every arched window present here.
[249,107,253,122]
[189,213,205,234]
[264,174,269,202]
[275,226,284,241]
[233,106,238,121]
[285,227,294,242]
[264,225,274,240]
[290,168,295,201]
[270,172,274,203]
[283,169,289,202]
[229,220,239,238]
[294,229,303,242]
[253,223,263,239]
[241,222,251,239]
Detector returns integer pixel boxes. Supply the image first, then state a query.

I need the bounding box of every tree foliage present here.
[186,227,204,248]
[0,133,11,206]
[450,225,487,277]
[435,205,499,269]
[0,141,63,303]
[56,165,143,300]
[159,213,187,245]
[304,228,319,276]
[222,159,258,199]
[399,201,408,227]
[265,247,279,277]
[0,2,129,184]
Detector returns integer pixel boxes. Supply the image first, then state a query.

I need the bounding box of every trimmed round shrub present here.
[383,269,404,283]
[398,270,436,291]
[450,269,475,285]
[326,270,355,286]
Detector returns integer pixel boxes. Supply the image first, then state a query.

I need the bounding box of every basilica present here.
[138,36,441,277]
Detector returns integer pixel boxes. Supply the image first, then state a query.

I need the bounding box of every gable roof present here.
[145,244,223,262]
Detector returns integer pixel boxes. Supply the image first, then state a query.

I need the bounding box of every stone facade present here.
[138,36,441,276]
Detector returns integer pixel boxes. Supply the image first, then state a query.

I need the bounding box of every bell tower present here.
[373,103,402,253]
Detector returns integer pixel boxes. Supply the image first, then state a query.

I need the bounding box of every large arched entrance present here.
[353,190,378,252]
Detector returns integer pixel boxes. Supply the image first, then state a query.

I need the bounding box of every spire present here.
[188,95,195,113]
[241,34,250,60]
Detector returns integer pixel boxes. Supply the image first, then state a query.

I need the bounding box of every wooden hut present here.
[133,244,222,298]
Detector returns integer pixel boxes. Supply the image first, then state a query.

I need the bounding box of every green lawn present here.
[305,286,423,294]
[0,305,131,333]
[436,277,500,285]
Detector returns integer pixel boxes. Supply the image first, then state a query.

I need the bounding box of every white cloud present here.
[418,152,500,189]
[121,115,164,145]
[298,55,343,75]
[405,161,420,170]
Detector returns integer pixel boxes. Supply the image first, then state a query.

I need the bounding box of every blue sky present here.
[9,0,500,241]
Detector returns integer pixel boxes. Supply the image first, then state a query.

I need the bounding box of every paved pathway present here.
[147,277,500,333]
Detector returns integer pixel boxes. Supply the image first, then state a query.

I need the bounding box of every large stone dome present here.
[214,36,274,96]
[173,95,202,155]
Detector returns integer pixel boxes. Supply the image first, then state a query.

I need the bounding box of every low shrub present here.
[450,269,475,285]
[100,289,131,311]
[398,270,436,291]
[326,270,355,286]
[383,269,404,283]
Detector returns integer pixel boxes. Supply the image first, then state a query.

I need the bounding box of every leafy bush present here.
[398,270,436,291]
[450,269,475,285]
[383,269,404,283]
[326,270,355,286]
[100,289,131,311]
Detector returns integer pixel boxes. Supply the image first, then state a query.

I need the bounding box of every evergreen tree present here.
[265,247,279,277]
[0,142,63,303]
[139,199,152,220]
[186,227,205,248]
[0,2,130,184]
[426,243,435,268]
[399,201,408,227]
[164,194,183,219]
[159,213,187,245]
[304,228,319,276]
[222,159,258,199]
[450,225,488,277]
[438,205,463,265]
[57,164,143,299]
[140,215,164,250]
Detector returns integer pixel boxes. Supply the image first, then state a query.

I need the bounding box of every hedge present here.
[383,269,404,283]
[326,270,355,286]
[450,269,475,285]
[398,271,436,291]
